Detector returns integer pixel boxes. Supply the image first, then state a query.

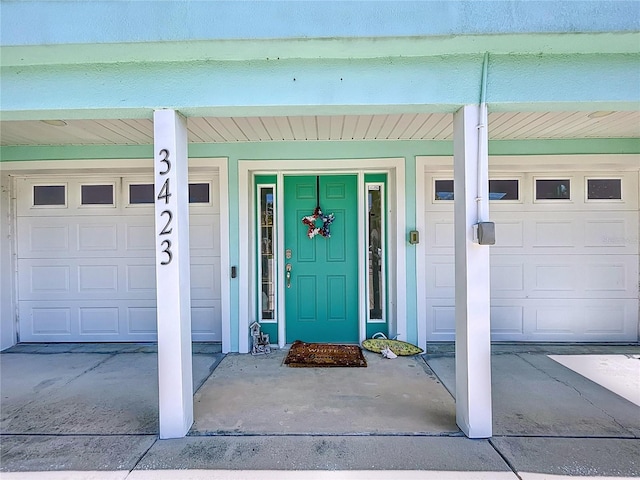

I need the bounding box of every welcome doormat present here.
[284,340,367,367]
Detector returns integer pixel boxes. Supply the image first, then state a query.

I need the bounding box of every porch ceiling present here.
[1,111,638,147]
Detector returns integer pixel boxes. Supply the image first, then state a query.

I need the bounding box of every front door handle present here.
[286,263,292,288]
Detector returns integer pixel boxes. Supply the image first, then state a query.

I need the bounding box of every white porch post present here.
[453,104,493,438]
[153,109,193,439]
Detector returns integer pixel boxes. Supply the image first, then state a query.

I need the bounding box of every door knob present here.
[286,263,292,288]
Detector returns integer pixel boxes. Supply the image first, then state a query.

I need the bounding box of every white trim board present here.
[238,158,406,353]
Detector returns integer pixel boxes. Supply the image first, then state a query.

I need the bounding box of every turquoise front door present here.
[284,175,359,343]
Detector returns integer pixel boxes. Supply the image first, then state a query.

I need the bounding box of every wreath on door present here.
[301,177,335,239]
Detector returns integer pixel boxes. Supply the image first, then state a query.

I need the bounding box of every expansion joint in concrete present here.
[488,438,524,480]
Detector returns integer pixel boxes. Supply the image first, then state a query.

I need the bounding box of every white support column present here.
[453,104,492,439]
[153,109,193,439]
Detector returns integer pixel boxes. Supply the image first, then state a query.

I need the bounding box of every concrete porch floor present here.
[1,342,639,479]
[192,348,457,435]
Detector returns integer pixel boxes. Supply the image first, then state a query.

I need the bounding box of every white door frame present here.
[1,157,231,351]
[238,158,406,353]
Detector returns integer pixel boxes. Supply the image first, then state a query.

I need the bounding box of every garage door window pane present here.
[189,183,210,203]
[489,180,518,200]
[536,179,570,200]
[435,180,454,200]
[81,185,114,205]
[129,184,154,204]
[587,179,621,200]
[33,185,65,206]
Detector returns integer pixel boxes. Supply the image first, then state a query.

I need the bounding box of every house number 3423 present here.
[157,148,173,265]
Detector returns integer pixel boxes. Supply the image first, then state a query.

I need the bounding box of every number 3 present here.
[158,149,171,175]
[160,239,172,265]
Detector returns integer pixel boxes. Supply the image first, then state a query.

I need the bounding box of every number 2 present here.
[159,210,173,235]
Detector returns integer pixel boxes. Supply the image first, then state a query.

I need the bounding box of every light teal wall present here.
[3,54,639,121]
[2,1,638,46]
[2,139,638,163]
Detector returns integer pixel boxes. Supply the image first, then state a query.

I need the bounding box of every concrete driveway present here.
[1,342,639,479]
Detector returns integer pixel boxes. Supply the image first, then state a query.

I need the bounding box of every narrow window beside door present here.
[258,185,276,322]
[367,183,386,323]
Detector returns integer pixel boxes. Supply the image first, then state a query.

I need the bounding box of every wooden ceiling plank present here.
[578,112,640,138]
[376,114,403,139]
[218,117,249,142]
[340,115,359,140]
[549,112,609,138]
[316,115,332,140]
[329,115,344,140]
[352,115,373,140]
[398,113,430,139]
[260,116,284,141]
[527,112,574,138]
[94,119,149,144]
[302,116,318,140]
[190,117,224,142]
[204,117,235,142]
[118,119,155,142]
[274,117,295,141]
[364,115,387,139]
[287,116,306,140]
[245,117,273,141]
[388,113,418,139]
[186,118,209,142]
[491,112,547,139]
[412,113,448,139]
[431,114,454,140]
[232,117,261,142]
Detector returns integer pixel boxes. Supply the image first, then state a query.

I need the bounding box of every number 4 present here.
[157,178,171,204]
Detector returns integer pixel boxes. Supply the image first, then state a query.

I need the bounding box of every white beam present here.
[153,109,193,439]
[453,104,493,439]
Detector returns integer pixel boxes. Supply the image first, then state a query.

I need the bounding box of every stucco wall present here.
[2,1,639,46]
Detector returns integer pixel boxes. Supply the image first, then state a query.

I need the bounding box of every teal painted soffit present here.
[1,139,639,163]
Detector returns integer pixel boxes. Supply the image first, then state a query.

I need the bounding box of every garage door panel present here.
[424,257,455,298]
[494,221,525,248]
[27,264,72,294]
[126,306,157,336]
[125,221,155,253]
[492,211,638,254]
[490,305,524,335]
[16,174,223,343]
[26,305,72,337]
[78,223,119,252]
[425,303,455,340]
[22,223,71,255]
[191,299,222,342]
[424,170,639,343]
[582,304,627,335]
[79,307,120,335]
[189,214,219,256]
[126,263,156,293]
[78,265,119,293]
[584,262,634,292]
[533,220,574,247]
[190,260,219,299]
[491,263,525,293]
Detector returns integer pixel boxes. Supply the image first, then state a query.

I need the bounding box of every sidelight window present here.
[367,183,386,323]
[257,184,276,322]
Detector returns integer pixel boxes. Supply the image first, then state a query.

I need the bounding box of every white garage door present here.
[423,170,639,342]
[16,174,222,342]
